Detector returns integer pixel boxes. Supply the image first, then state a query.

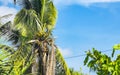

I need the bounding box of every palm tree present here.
[13,0,57,75]
[0,0,72,75]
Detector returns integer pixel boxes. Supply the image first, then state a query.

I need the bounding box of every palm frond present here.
[43,1,57,30]
[30,0,42,14]
[0,21,20,46]
[14,8,42,38]
[9,44,34,75]
[17,0,57,30]
[55,48,71,75]
[0,44,15,75]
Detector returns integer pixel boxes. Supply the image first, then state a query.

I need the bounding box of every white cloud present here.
[53,0,120,6]
[0,6,17,23]
[59,47,73,57]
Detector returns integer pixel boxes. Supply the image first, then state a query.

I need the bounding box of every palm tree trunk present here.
[46,40,55,75]
[31,40,55,75]
[32,48,41,75]
[32,42,42,75]
[42,49,47,75]
[52,44,56,75]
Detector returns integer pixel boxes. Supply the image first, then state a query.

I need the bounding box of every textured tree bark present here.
[31,40,56,75]
[32,42,41,75]
[32,49,41,75]
[52,42,56,75]
[42,48,47,75]
[46,41,55,75]
[52,44,56,75]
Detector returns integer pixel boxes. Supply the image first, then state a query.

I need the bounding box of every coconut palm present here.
[13,0,57,75]
[0,0,72,75]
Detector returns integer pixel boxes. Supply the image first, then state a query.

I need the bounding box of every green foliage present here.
[56,49,88,75]
[14,0,57,37]
[70,68,88,75]
[14,9,42,37]
[0,0,86,75]
[0,44,14,75]
[55,48,71,75]
[112,44,120,57]
[0,1,70,74]
[0,0,58,74]
[84,48,120,75]
[13,0,57,74]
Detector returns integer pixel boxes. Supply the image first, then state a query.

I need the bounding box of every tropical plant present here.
[14,0,57,75]
[0,0,72,75]
[69,68,87,75]
[0,44,14,75]
[84,47,120,75]
[55,49,87,75]
[55,48,71,75]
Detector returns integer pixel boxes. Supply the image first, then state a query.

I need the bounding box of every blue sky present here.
[54,0,120,74]
[1,0,120,74]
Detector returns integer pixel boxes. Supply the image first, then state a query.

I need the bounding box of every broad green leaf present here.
[112,44,120,57]
[84,55,89,65]
[113,44,120,50]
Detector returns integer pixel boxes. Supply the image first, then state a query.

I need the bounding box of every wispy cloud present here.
[54,0,120,6]
[59,47,73,57]
[0,6,17,22]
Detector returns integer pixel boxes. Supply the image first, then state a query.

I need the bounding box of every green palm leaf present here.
[56,48,71,75]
